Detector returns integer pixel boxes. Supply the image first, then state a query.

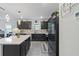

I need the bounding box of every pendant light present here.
[5,14,10,22]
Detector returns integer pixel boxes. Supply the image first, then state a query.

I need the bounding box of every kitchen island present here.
[0,35,31,56]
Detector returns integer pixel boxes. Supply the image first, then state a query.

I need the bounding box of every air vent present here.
[0,6,5,11]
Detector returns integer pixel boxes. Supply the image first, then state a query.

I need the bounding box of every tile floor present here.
[27,41,48,56]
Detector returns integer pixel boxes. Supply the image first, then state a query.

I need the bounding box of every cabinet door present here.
[3,45,21,56]
[26,37,30,50]
[21,38,30,56]
[21,41,26,56]
[32,34,47,41]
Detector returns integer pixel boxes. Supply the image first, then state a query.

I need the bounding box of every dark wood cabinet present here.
[3,37,30,56]
[32,34,48,41]
[41,21,48,29]
[17,21,31,29]
[3,45,21,56]
[20,40,26,56]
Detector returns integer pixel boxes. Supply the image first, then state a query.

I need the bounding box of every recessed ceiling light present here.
[18,11,21,13]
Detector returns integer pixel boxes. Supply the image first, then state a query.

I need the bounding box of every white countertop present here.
[0,35,30,45]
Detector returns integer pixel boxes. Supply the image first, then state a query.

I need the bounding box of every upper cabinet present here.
[41,21,48,29]
[17,20,32,29]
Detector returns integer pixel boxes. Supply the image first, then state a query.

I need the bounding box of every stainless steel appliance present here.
[48,12,59,56]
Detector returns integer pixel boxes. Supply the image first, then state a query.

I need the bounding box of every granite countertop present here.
[0,35,30,45]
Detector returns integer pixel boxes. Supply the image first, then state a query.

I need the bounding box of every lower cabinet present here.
[3,37,30,56]
[32,34,47,41]
[3,45,21,56]
[21,37,30,56]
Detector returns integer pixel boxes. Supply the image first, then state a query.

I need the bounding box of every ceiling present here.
[0,3,59,20]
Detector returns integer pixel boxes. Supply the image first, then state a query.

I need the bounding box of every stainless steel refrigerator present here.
[48,16,59,56]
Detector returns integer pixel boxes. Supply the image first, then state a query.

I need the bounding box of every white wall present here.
[59,4,79,56]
